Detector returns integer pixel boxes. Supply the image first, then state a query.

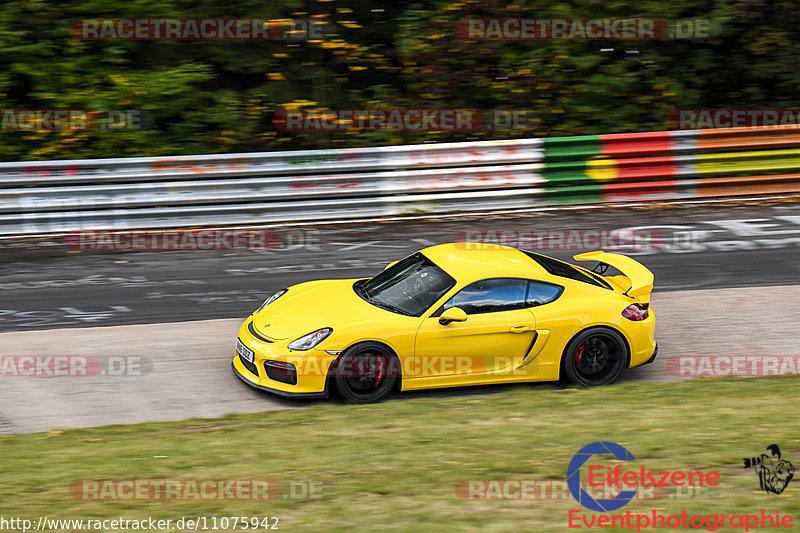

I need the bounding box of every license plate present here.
[237,339,254,363]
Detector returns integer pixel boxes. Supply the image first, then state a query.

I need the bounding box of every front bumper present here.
[231,320,335,397]
[231,361,328,399]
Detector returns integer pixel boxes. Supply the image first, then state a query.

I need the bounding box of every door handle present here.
[509,324,532,333]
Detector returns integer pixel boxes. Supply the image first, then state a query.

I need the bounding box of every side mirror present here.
[384,260,399,270]
[439,307,467,325]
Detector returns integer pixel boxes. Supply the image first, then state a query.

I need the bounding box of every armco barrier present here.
[2,127,800,236]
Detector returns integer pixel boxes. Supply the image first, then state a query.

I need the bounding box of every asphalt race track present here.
[2,201,800,331]
[1,200,800,433]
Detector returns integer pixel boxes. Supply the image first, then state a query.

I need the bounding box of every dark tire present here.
[334,342,398,403]
[562,327,628,387]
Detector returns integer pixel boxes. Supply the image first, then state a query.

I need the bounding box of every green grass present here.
[1,378,799,532]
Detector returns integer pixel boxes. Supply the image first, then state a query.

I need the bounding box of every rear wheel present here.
[562,328,627,387]
[334,342,398,403]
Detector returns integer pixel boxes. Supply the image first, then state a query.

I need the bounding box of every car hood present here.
[250,278,379,340]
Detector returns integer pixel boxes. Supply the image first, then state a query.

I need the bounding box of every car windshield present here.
[358,252,456,316]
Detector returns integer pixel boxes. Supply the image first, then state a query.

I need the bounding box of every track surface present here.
[1,201,800,433]
[1,202,800,331]
[1,284,799,434]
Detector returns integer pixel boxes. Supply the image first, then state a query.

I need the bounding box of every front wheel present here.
[334,342,398,403]
[562,328,628,387]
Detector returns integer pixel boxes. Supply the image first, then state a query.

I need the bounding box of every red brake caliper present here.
[373,356,385,387]
[575,344,585,365]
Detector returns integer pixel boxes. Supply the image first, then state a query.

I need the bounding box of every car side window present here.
[526,280,563,307]
[442,278,528,315]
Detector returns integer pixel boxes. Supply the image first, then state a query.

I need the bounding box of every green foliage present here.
[0,0,797,160]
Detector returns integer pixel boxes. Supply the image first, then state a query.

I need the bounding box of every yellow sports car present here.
[232,243,656,403]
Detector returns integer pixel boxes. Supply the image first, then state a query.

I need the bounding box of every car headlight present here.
[257,289,287,311]
[288,328,333,351]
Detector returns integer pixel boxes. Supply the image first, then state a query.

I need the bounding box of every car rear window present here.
[522,251,612,290]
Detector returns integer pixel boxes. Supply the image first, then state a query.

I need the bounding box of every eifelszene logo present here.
[743,444,795,495]
[567,441,720,513]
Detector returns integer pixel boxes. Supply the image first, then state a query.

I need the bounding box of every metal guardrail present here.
[0,139,544,184]
[2,128,800,236]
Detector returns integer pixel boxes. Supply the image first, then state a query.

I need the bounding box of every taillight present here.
[622,303,649,321]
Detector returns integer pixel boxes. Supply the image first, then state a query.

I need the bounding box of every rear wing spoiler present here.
[573,251,654,303]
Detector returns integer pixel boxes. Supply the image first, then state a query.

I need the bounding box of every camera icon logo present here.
[567,441,637,512]
[743,444,795,495]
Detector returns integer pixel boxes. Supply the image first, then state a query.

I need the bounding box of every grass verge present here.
[1,377,799,532]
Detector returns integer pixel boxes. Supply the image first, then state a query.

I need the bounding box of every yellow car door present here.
[412,278,537,378]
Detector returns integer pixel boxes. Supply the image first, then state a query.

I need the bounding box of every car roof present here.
[420,243,548,281]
